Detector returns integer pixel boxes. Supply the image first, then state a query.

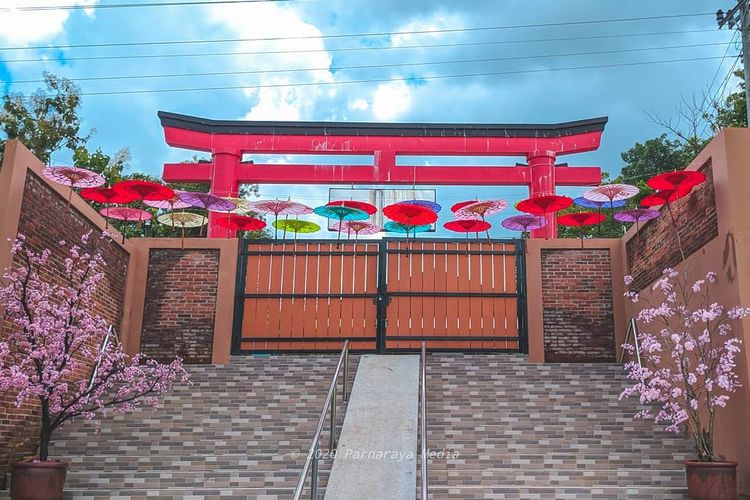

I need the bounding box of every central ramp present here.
[324,355,419,500]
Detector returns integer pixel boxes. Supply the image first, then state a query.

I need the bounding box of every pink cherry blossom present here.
[0,234,189,462]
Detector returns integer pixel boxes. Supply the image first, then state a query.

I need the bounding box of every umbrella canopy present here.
[647,170,705,191]
[314,205,369,221]
[501,214,547,232]
[614,208,661,224]
[582,183,639,204]
[451,200,478,212]
[178,191,237,211]
[455,199,507,219]
[332,220,382,236]
[145,192,193,210]
[444,219,491,233]
[383,202,438,226]
[574,196,627,210]
[384,222,431,234]
[212,196,252,213]
[557,212,606,227]
[80,187,138,205]
[327,200,377,215]
[113,180,175,202]
[640,187,692,207]
[99,207,152,222]
[403,199,442,213]
[42,166,105,188]
[248,199,313,216]
[157,212,207,228]
[272,219,321,234]
[516,195,573,215]
[214,214,266,231]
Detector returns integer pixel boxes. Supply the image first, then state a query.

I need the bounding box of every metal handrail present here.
[292,340,350,500]
[419,342,429,499]
[618,318,642,366]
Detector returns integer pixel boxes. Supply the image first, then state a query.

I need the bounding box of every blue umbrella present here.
[384,221,431,239]
[574,197,627,209]
[313,205,369,244]
[403,199,442,213]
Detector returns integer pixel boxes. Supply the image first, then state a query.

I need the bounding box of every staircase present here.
[1,353,692,498]
[423,353,691,499]
[48,355,356,499]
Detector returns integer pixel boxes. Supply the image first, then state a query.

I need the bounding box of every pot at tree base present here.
[10,459,68,500]
[684,460,737,500]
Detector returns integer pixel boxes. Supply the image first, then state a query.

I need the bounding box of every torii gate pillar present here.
[209,150,241,238]
[528,151,557,239]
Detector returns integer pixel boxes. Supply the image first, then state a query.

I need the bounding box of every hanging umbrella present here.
[113,180,175,209]
[582,183,639,212]
[80,187,139,228]
[516,195,573,237]
[557,212,606,247]
[157,212,207,248]
[214,214,266,238]
[144,191,193,210]
[331,220,382,241]
[248,200,313,238]
[444,219,492,241]
[216,196,252,213]
[451,200,478,212]
[313,205,369,244]
[646,170,705,191]
[614,208,660,238]
[383,202,438,240]
[178,191,237,211]
[501,214,547,234]
[573,196,627,236]
[99,207,152,243]
[455,199,507,240]
[42,166,106,205]
[272,219,321,241]
[384,221,432,236]
[327,199,378,215]
[403,199,442,213]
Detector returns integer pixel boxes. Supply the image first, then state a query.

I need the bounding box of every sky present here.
[0,0,742,238]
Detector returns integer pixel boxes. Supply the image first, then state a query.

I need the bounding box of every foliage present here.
[0,73,90,166]
[72,146,130,185]
[712,70,747,130]
[620,268,747,461]
[0,233,189,461]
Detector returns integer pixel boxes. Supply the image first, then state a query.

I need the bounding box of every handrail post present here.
[343,345,349,402]
[631,318,642,367]
[420,342,428,499]
[311,446,319,500]
[330,382,337,450]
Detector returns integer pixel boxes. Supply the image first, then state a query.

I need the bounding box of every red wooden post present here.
[528,152,557,239]
[208,150,241,238]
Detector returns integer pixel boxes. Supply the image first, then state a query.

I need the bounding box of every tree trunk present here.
[38,399,51,461]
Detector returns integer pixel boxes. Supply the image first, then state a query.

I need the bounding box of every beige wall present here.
[620,128,750,495]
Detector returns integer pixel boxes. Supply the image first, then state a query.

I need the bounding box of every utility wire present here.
[0,27,721,53]
[2,0,303,12]
[8,41,735,85]
[4,54,733,98]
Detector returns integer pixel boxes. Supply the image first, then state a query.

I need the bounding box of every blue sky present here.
[0,0,741,238]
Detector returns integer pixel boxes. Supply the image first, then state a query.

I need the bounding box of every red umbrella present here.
[646,170,705,191]
[99,207,152,243]
[113,180,175,213]
[558,212,605,247]
[383,203,438,226]
[42,166,106,205]
[214,214,266,238]
[516,195,573,215]
[327,200,377,215]
[444,219,492,241]
[451,200,478,212]
[80,187,139,228]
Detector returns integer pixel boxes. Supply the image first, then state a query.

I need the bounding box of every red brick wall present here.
[626,162,718,291]
[541,249,615,362]
[0,171,129,487]
[140,249,219,364]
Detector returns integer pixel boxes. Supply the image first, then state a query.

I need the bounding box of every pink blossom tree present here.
[0,233,189,461]
[620,268,747,461]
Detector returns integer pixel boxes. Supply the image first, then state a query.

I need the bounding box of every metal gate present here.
[232,239,527,353]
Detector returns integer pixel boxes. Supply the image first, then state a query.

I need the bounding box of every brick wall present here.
[541,249,615,362]
[626,162,718,291]
[0,170,129,487]
[140,249,219,364]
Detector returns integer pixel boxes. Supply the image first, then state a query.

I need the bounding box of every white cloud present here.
[390,12,466,47]
[348,99,369,111]
[0,0,97,44]
[204,3,334,121]
[372,80,411,120]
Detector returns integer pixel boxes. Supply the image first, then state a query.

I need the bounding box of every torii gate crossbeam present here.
[159,112,607,239]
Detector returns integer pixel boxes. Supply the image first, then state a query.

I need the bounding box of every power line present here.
[1,0,302,12]
[0,27,721,53]
[8,41,735,86]
[4,54,737,99]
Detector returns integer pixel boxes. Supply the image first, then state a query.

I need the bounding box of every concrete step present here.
[324,355,420,500]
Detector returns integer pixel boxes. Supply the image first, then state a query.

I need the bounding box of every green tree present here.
[72,146,130,184]
[0,73,90,166]
[712,70,747,130]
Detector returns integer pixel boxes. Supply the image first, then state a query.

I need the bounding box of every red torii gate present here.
[159,112,607,239]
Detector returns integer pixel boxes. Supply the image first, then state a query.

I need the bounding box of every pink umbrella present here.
[331,220,382,240]
[501,214,547,234]
[247,200,313,238]
[178,191,236,211]
[144,191,192,210]
[42,166,106,205]
[583,183,639,210]
[455,199,508,240]
[99,207,152,243]
[614,208,660,238]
